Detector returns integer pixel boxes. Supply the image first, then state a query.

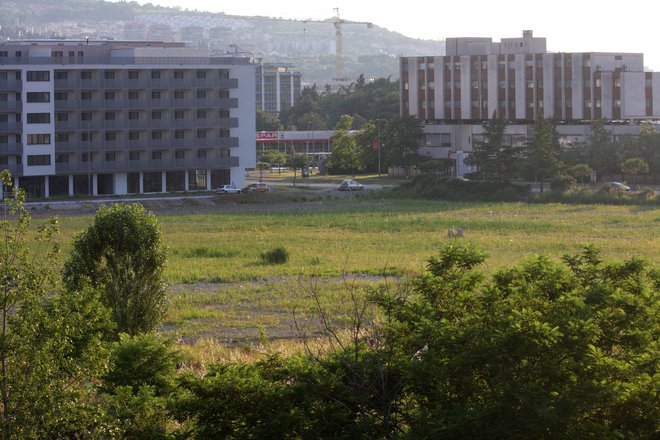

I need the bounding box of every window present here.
[27,134,51,145]
[81,132,91,142]
[26,71,50,81]
[129,151,140,160]
[27,154,51,166]
[219,110,230,118]
[615,78,622,88]
[218,90,230,98]
[196,70,206,79]
[27,113,51,124]
[128,111,139,120]
[81,152,92,163]
[104,112,116,121]
[175,130,185,139]
[197,149,207,158]
[196,110,207,118]
[152,111,162,120]
[196,90,207,99]
[55,133,69,142]
[174,90,184,99]
[151,71,161,79]
[80,71,92,80]
[595,78,602,87]
[128,90,139,100]
[197,129,207,139]
[174,70,184,79]
[26,92,50,103]
[129,131,140,141]
[175,149,185,159]
[80,91,92,100]
[105,152,117,161]
[219,129,230,138]
[104,71,115,80]
[151,131,163,140]
[105,91,115,100]
[56,112,68,122]
[105,132,117,141]
[128,70,139,79]
[175,110,185,119]
[80,112,93,121]
[55,153,69,163]
[151,90,161,99]
[152,151,162,160]
[55,92,68,101]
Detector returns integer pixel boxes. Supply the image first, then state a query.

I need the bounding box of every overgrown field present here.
[51,197,660,348]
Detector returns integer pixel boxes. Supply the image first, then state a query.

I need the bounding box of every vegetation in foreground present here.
[2,169,658,437]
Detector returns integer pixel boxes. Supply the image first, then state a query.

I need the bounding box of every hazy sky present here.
[117,0,660,70]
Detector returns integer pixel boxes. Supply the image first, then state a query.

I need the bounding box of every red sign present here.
[372,140,380,150]
[257,131,281,141]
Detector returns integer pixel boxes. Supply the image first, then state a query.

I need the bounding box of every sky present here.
[118,0,660,70]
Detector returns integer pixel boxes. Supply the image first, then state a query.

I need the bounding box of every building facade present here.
[0,40,255,197]
[401,31,660,122]
[400,32,660,176]
[255,63,302,115]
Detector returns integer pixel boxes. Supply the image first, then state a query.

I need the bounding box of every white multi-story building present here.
[255,63,302,115]
[399,31,660,175]
[0,40,255,198]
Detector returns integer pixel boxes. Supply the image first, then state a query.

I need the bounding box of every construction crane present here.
[329,8,373,80]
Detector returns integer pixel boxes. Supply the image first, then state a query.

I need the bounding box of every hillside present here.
[0,0,444,82]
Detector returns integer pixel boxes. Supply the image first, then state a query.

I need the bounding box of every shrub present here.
[260,246,289,265]
[550,174,576,193]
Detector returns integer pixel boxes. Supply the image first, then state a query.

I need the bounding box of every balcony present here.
[0,164,23,176]
[55,156,238,174]
[0,121,23,131]
[0,79,22,89]
[0,142,22,154]
[0,101,22,111]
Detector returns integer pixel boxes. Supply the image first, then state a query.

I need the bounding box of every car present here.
[217,184,242,194]
[607,181,631,191]
[243,182,269,193]
[337,179,364,191]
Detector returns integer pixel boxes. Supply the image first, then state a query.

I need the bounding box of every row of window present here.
[61,109,231,121]
[68,89,231,100]
[55,69,230,80]
[55,148,226,163]
[57,129,230,141]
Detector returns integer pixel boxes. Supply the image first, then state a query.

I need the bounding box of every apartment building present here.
[400,31,660,175]
[401,31,660,122]
[0,40,255,198]
[255,63,302,115]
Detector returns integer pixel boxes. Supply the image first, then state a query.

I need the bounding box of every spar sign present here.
[257,131,285,141]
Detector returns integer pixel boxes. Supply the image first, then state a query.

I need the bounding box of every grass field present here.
[48,196,660,356]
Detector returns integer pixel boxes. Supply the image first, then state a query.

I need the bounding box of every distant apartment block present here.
[255,63,302,115]
[0,40,255,198]
[401,31,660,122]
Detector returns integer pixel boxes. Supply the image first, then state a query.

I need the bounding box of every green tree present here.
[524,117,564,192]
[375,244,659,439]
[584,119,619,180]
[63,203,167,337]
[255,162,270,182]
[466,111,520,181]
[621,156,650,175]
[568,163,593,183]
[286,152,311,187]
[256,109,283,132]
[327,115,366,176]
[0,171,113,438]
[382,115,423,177]
[259,150,287,175]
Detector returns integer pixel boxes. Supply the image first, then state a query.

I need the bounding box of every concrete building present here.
[400,31,660,175]
[255,63,302,115]
[0,40,255,198]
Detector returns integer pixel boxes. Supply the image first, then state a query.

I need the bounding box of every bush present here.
[550,174,576,193]
[260,246,289,265]
[391,174,530,202]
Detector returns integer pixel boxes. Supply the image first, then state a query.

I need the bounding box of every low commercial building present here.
[0,40,255,197]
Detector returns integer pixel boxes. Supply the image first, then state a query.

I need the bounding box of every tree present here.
[621,157,650,175]
[567,163,593,183]
[327,115,366,176]
[63,203,167,337]
[374,244,659,439]
[382,115,423,177]
[0,171,113,438]
[286,152,311,187]
[584,119,619,180]
[259,150,287,175]
[465,111,520,181]
[524,117,564,192]
[256,109,283,132]
[255,162,270,182]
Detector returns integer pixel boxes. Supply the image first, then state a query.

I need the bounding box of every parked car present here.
[337,179,364,191]
[217,184,242,194]
[243,182,269,193]
[607,181,631,191]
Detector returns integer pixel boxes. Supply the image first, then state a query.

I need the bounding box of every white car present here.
[217,184,242,194]
[337,179,364,191]
[608,181,631,192]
